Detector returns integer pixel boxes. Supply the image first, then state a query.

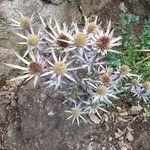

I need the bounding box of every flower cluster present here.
[129,79,150,103]
[6,12,149,126]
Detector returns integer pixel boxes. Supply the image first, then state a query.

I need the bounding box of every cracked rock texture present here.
[3,86,116,150]
[0,47,19,78]
[0,0,111,49]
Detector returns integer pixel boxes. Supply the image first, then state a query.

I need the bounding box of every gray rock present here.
[3,87,117,150]
[0,47,19,78]
[133,131,150,150]
[124,0,150,17]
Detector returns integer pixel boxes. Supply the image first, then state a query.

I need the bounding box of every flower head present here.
[143,81,150,91]
[84,15,101,33]
[5,52,45,87]
[85,101,107,119]
[41,50,81,89]
[92,21,122,55]
[40,16,73,50]
[65,102,86,126]
[16,28,44,56]
[10,12,35,31]
[87,81,118,104]
[114,65,137,82]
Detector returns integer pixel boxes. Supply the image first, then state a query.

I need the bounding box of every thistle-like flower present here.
[17,27,45,55]
[114,65,138,82]
[65,102,86,126]
[85,100,107,119]
[128,78,150,103]
[143,81,150,91]
[5,52,45,87]
[41,50,81,88]
[92,21,122,55]
[10,12,35,31]
[75,50,105,73]
[87,81,118,104]
[84,15,101,34]
[62,22,91,53]
[40,15,74,50]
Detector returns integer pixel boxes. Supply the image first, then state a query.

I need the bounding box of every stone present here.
[126,132,134,142]
[90,114,101,124]
[80,0,112,16]
[129,105,142,115]
[133,131,150,150]
[3,86,117,150]
[124,0,150,17]
[0,47,19,78]
[121,147,127,150]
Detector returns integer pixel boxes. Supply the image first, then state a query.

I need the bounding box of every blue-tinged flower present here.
[83,15,101,34]
[40,15,74,50]
[5,52,45,87]
[114,65,138,82]
[87,81,118,105]
[41,50,81,89]
[65,102,86,126]
[85,100,107,119]
[10,11,35,31]
[16,27,45,56]
[75,50,105,73]
[91,21,122,55]
[61,22,92,53]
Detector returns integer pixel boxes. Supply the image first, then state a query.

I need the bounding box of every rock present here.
[104,114,109,122]
[121,146,127,150]
[129,105,142,115]
[119,2,127,12]
[119,112,128,116]
[80,0,112,16]
[126,132,134,142]
[133,131,150,150]
[124,0,150,17]
[3,86,117,150]
[41,0,64,5]
[0,47,19,78]
[90,114,101,124]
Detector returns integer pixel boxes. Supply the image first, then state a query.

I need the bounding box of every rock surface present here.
[133,131,150,150]
[3,86,116,150]
[124,0,150,17]
[0,0,111,50]
[0,47,19,78]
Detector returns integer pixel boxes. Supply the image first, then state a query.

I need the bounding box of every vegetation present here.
[5,12,150,126]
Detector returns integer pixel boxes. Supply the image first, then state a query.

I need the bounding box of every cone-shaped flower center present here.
[87,22,97,33]
[29,62,42,74]
[74,32,87,48]
[131,79,139,86]
[96,85,108,95]
[57,33,69,48]
[72,108,81,118]
[106,68,113,75]
[119,65,130,75]
[53,62,67,75]
[27,34,40,46]
[97,36,111,52]
[101,74,111,84]
[20,16,31,29]
[143,81,150,91]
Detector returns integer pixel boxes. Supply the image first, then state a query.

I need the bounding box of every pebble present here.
[121,146,128,150]
[130,105,142,115]
[126,132,134,142]
[90,114,101,124]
